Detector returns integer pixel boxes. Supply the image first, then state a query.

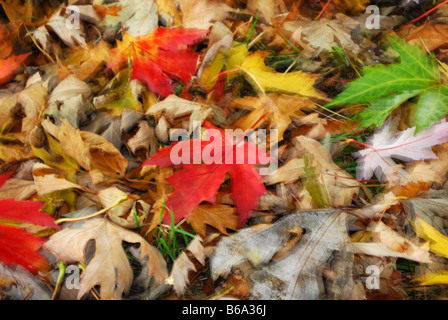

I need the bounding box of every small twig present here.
[314,102,352,121]
[233,20,251,38]
[248,30,267,49]
[25,25,56,64]
[407,0,448,25]
[315,0,332,21]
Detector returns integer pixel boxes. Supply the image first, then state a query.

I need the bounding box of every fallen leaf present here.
[43,217,168,299]
[167,236,208,296]
[57,40,111,81]
[144,121,271,227]
[325,35,443,131]
[155,0,182,27]
[180,0,231,30]
[355,221,432,263]
[265,136,360,207]
[413,270,448,285]
[102,0,158,36]
[233,93,312,141]
[17,78,47,137]
[46,9,87,48]
[0,172,59,275]
[240,51,326,99]
[330,0,370,14]
[402,189,448,235]
[45,75,94,127]
[398,22,448,52]
[146,95,212,133]
[187,204,239,238]
[211,209,355,299]
[32,163,83,196]
[246,0,286,24]
[413,216,448,259]
[93,68,142,116]
[0,198,59,230]
[41,119,128,184]
[354,117,448,182]
[127,120,157,159]
[108,27,208,97]
[97,187,149,229]
[0,225,49,275]
[0,178,36,200]
[301,18,361,55]
[0,52,30,86]
[0,264,52,300]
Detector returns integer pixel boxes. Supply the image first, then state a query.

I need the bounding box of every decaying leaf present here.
[211,209,355,299]
[398,22,448,52]
[0,264,51,300]
[57,40,111,81]
[43,217,168,299]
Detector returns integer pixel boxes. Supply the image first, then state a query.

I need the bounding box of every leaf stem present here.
[377,196,408,223]
[51,261,67,300]
[233,20,251,38]
[344,138,373,149]
[55,195,129,224]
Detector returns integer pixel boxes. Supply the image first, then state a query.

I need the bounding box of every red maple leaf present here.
[0,225,49,274]
[143,121,271,227]
[0,26,30,86]
[0,173,60,274]
[108,27,209,97]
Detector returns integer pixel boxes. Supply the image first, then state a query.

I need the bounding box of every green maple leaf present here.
[325,35,447,132]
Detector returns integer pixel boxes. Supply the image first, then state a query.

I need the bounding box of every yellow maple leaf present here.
[200,43,249,91]
[240,51,326,99]
[412,217,448,285]
[414,217,448,259]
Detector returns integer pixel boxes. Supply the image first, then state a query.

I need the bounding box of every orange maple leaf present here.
[108,27,209,97]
